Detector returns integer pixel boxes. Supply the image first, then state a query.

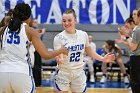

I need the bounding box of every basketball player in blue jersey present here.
[53,9,115,93]
[0,3,68,93]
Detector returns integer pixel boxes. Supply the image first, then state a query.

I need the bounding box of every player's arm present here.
[85,46,115,63]
[84,32,103,61]
[117,27,138,52]
[116,37,137,52]
[115,44,123,54]
[125,29,139,52]
[84,32,114,62]
[126,37,138,52]
[26,26,68,60]
[85,46,104,61]
[53,35,64,64]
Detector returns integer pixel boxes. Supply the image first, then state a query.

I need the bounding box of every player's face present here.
[62,13,76,33]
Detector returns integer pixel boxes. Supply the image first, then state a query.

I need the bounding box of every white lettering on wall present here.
[89,0,109,24]
[113,0,130,24]
[0,1,5,21]
[0,0,134,24]
[67,0,86,23]
[31,0,41,23]
[46,0,62,24]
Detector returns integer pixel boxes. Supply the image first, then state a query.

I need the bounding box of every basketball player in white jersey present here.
[53,9,115,93]
[0,3,68,93]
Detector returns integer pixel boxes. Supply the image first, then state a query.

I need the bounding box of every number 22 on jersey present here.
[70,52,81,62]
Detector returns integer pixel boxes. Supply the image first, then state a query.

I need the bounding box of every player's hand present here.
[118,26,131,37]
[103,53,115,63]
[55,54,64,64]
[114,31,128,44]
[59,46,68,56]
[118,32,127,40]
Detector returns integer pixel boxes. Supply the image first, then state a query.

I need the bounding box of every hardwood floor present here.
[36,87,131,93]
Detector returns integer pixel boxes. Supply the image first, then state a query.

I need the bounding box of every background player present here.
[84,35,96,83]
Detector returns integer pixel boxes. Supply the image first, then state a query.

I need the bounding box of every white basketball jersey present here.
[0,23,32,76]
[54,29,90,69]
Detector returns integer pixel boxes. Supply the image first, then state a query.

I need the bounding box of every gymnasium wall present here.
[39,0,139,50]
[38,0,139,49]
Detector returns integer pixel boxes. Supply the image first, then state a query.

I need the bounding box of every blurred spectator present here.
[116,10,140,93]
[84,35,96,83]
[29,18,46,87]
[30,19,46,40]
[0,9,14,49]
[132,9,138,25]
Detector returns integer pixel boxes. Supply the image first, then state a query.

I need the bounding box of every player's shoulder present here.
[76,29,87,35]
[54,30,65,39]
[136,26,140,30]
[76,29,86,33]
[135,26,140,33]
[58,30,65,35]
[91,42,96,45]
[115,44,119,47]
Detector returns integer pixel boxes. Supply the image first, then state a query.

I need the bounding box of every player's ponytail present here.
[8,17,21,32]
[8,3,31,33]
